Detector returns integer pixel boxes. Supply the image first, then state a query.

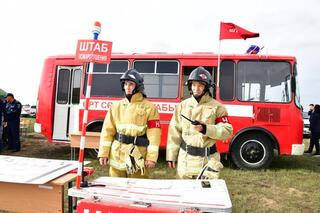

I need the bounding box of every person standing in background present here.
[308,104,320,156]
[3,93,21,152]
[305,104,315,154]
[308,104,314,116]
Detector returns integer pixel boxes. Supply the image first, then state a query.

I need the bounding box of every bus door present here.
[182,66,216,99]
[52,66,82,141]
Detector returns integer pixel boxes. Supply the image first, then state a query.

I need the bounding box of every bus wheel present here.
[231,133,273,169]
[86,123,102,158]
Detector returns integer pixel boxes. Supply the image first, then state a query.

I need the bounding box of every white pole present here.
[75,21,101,189]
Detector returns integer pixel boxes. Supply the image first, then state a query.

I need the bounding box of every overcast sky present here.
[1,0,319,110]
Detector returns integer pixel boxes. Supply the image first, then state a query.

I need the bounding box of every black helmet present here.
[187,66,213,91]
[120,69,145,94]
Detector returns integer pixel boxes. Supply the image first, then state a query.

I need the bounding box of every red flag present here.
[219,22,259,40]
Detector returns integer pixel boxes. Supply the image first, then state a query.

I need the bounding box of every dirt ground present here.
[0,132,71,160]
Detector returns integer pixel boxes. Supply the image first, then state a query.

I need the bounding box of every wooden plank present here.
[50,173,77,186]
[0,173,77,213]
[0,182,63,213]
[70,131,100,148]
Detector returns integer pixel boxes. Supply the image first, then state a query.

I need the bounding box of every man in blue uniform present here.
[0,98,6,151]
[3,93,21,152]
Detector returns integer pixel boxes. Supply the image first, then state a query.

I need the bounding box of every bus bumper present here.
[291,144,305,155]
[34,122,41,133]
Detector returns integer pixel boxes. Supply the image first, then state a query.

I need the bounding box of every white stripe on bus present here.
[79,100,253,117]
[225,104,253,118]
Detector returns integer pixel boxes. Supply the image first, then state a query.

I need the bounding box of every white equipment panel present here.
[69,176,232,212]
[0,155,79,184]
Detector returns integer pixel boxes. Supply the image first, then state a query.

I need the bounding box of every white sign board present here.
[0,155,79,184]
[76,39,113,64]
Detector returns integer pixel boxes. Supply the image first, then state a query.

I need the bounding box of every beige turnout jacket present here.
[98,92,161,171]
[166,93,233,177]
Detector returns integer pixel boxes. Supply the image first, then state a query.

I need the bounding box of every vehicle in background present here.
[35,53,304,169]
[21,104,36,117]
[303,111,310,138]
[30,105,36,117]
[21,105,31,117]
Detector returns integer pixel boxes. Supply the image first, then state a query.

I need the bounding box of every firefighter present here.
[3,93,22,152]
[98,69,161,178]
[166,67,233,179]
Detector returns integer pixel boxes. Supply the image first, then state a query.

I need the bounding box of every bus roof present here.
[47,53,296,61]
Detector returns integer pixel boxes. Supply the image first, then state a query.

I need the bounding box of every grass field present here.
[2,128,320,212]
[90,150,320,212]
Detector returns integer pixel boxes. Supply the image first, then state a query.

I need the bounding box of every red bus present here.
[35,53,304,169]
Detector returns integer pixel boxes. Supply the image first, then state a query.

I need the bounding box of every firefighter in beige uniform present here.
[166,67,233,179]
[98,69,161,178]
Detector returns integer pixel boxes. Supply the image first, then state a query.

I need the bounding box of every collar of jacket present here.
[191,92,212,104]
[124,92,144,103]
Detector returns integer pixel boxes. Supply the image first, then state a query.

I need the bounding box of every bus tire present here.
[86,123,103,158]
[231,133,273,169]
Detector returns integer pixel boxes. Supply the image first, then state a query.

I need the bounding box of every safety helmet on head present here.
[120,69,145,94]
[187,66,213,91]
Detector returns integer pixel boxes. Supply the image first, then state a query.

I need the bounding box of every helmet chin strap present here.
[132,88,139,95]
[193,88,210,102]
[193,92,205,102]
[126,94,133,102]
[124,85,138,102]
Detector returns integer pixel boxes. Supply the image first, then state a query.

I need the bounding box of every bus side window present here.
[134,60,179,99]
[237,61,291,103]
[56,69,71,104]
[220,61,235,101]
[71,69,81,104]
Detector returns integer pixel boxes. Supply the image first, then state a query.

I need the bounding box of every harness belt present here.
[115,133,149,147]
[180,141,217,157]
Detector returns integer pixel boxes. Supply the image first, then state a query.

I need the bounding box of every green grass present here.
[221,156,320,212]
[84,140,320,212]
[4,128,320,212]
